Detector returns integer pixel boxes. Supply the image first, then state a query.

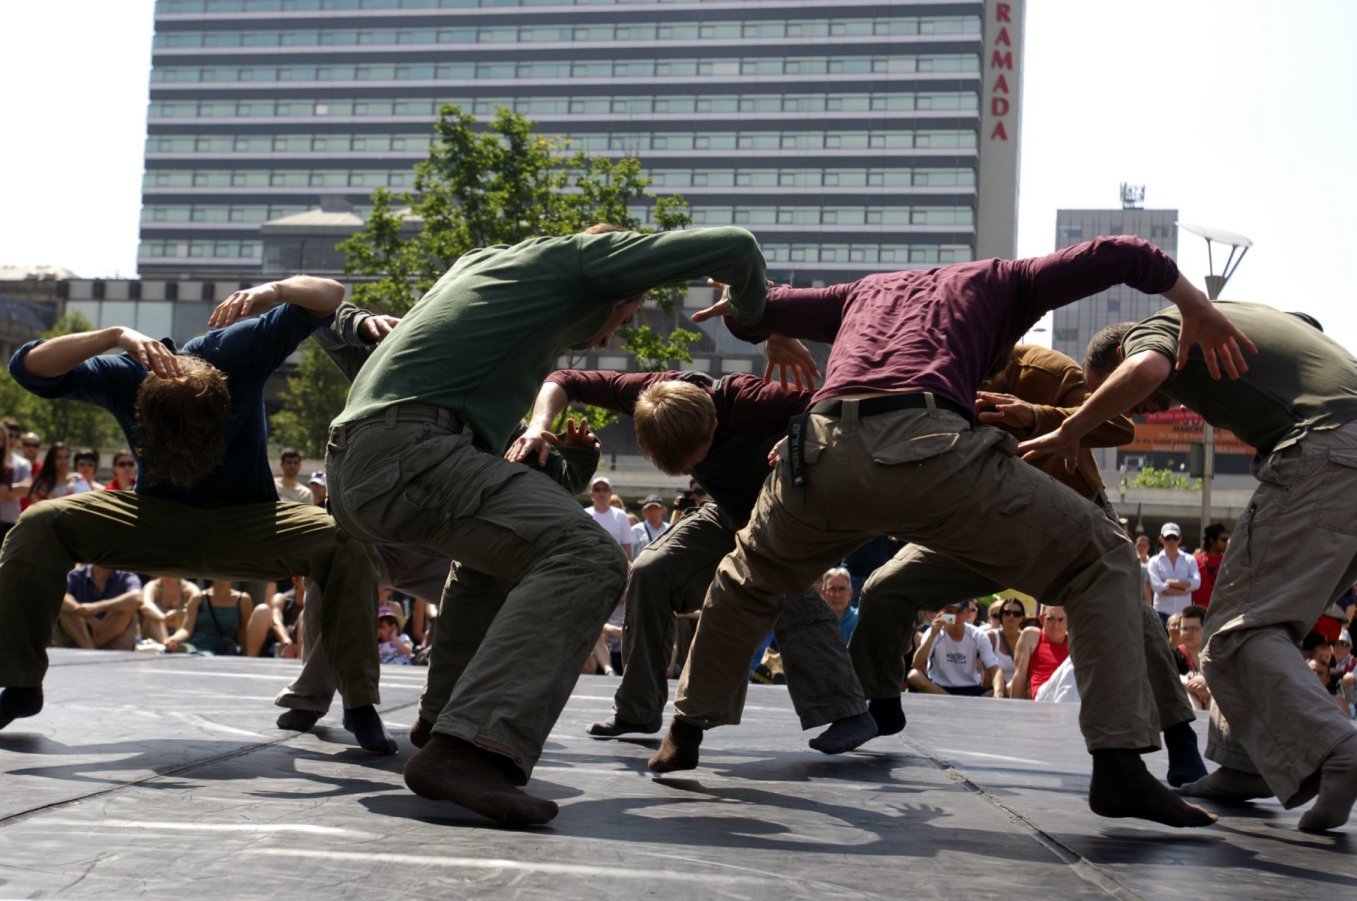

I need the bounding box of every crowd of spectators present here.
[15,407,1357,730]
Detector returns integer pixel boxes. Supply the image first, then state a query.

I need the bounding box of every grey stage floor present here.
[1,650,1355,899]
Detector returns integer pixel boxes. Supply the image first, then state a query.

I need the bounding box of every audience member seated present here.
[260,577,303,658]
[103,449,137,490]
[56,564,143,651]
[988,598,1027,697]
[72,448,103,490]
[184,580,271,657]
[907,600,1000,697]
[139,576,202,648]
[378,599,414,665]
[1173,604,1211,709]
[1011,604,1070,700]
[27,442,90,503]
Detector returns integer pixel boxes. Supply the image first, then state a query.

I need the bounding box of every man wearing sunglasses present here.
[1147,522,1200,626]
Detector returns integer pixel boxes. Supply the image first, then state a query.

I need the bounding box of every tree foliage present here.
[275,104,700,452]
[0,314,124,450]
[1129,465,1201,490]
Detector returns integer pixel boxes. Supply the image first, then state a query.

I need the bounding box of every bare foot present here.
[1176,766,1272,802]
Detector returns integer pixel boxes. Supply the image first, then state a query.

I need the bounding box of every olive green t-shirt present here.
[1121,301,1357,456]
[337,227,767,452]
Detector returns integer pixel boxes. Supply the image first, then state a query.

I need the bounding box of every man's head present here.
[134,355,232,488]
[940,599,975,634]
[1204,522,1230,555]
[20,432,41,462]
[1166,612,1182,644]
[1039,604,1068,643]
[308,470,327,505]
[589,475,613,510]
[73,448,99,484]
[641,494,666,527]
[3,417,20,451]
[634,380,718,475]
[1084,322,1175,415]
[1135,534,1150,557]
[279,448,302,479]
[1179,604,1206,652]
[818,567,853,616]
[1160,521,1183,550]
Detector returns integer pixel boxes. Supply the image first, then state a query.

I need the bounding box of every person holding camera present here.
[906,600,1000,697]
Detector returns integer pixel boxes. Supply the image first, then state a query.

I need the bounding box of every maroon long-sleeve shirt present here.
[726,236,1181,413]
[544,370,811,524]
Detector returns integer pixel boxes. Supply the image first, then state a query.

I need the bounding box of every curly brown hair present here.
[134,356,232,488]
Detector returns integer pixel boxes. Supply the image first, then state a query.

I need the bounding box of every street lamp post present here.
[1177,222,1253,547]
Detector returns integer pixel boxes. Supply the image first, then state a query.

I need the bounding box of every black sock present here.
[343,704,398,754]
[867,697,906,736]
[0,687,43,730]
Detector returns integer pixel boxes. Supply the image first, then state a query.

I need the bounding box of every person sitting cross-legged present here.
[907,600,1001,697]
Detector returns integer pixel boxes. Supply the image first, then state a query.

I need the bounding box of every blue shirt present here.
[66,565,141,605]
[10,304,330,507]
[837,606,859,645]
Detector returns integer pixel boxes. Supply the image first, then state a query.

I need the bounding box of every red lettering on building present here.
[986,4,1018,143]
[996,26,1012,46]
[990,122,1009,141]
[997,2,1012,22]
[990,50,1013,70]
[993,73,1010,94]
[991,97,1010,116]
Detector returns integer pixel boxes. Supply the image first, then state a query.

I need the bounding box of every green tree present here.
[0,314,123,450]
[1129,466,1201,490]
[275,104,700,450]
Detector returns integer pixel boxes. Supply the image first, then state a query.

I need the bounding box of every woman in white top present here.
[27,442,91,503]
[988,598,1027,696]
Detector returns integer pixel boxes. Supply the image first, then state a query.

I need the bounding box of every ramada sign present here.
[988,2,1016,141]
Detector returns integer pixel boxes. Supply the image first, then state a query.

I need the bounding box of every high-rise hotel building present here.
[140,0,1024,289]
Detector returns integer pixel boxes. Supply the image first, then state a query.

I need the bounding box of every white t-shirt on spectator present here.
[2,453,31,524]
[585,505,633,549]
[1035,655,1081,703]
[927,623,1000,688]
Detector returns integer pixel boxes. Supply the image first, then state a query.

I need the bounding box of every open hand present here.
[975,390,1035,429]
[116,328,183,378]
[209,283,280,328]
[763,335,820,391]
[360,314,400,344]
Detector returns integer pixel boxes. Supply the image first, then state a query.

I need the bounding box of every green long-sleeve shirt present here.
[336,227,767,452]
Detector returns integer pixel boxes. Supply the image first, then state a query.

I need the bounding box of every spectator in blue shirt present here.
[0,277,388,753]
[819,567,859,644]
[56,564,143,652]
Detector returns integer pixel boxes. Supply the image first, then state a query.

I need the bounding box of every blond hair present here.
[634,380,716,475]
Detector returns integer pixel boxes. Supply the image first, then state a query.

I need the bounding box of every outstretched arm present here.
[21,327,182,379]
[1018,350,1173,467]
[208,275,345,328]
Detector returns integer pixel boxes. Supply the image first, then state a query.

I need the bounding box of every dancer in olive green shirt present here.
[327,226,768,826]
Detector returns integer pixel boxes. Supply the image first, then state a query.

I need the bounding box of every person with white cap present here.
[585,475,633,561]
[1147,522,1200,626]
[632,494,669,553]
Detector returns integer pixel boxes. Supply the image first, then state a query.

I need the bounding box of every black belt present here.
[810,392,972,422]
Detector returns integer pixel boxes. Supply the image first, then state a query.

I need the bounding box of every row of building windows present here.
[139,198,975,227]
[146,128,974,154]
[154,16,980,47]
[159,1,980,29]
[151,54,978,83]
[138,240,263,259]
[763,242,972,265]
[149,92,978,119]
[690,206,974,227]
[134,236,974,267]
[142,203,315,223]
[144,166,980,192]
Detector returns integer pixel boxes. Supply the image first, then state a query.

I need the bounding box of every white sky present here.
[3,0,1354,345]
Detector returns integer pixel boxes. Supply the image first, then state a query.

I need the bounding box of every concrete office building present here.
[1050,199,1178,473]
[132,0,1024,378]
